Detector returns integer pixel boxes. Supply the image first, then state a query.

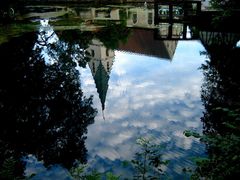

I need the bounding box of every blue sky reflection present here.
[81,40,206,177]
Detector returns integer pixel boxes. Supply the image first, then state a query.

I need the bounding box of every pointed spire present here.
[93,61,109,113]
[102,108,106,121]
[87,39,114,119]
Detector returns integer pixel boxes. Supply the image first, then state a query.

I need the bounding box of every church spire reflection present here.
[87,39,114,111]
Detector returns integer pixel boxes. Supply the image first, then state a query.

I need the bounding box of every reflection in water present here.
[200,32,240,134]
[194,32,240,178]
[87,39,114,112]
[33,19,59,65]
[0,21,97,179]
[126,6,155,29]
[83,41,206,178]
[118,28,178,60]
[200,31,240,135]
[1,2,240,179]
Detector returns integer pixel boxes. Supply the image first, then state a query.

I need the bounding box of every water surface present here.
[81,40,206,178]
[2,3,238,179]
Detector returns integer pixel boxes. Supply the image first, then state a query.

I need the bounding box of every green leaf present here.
[106,172,120,180]
[183,130,201,138]
[223,122,237,129]
[122,160,130,167]
[191,157,209,166]
[86,170,101,180]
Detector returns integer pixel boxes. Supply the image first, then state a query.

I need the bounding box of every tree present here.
[210,0,240,10]
[0,29,97,179]
[189,35,240,179]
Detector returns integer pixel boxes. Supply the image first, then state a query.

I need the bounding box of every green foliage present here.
[187,55,240,178]
[192,44,240,178]
[211,10,232,28]
[210,0,240,10]
[122,160,130,168]
[85,171,102,180]
[0,157,17,179]
[70,164,101,180]
[95,22,131,50]
[191,133,240,179]
[185,108,240,179]
[209,0,240,29]
[106,172,120,180]
[70,164,87,179]
[0,156,23,180]
[70,137,169,180]
[119,9,127,21]
[70,164,121,180]
[0,30,97,171]
[183,130,201,138]
[132,137,169,179]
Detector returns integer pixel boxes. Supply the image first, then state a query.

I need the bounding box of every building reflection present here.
[118,28,178,61]
[87,39,114,111]
[85,32,179,116]
[74,5,183,59]
[76,7,121,21]
[14,4,189,114]
[126,6,155,29]
[20,5,73,19]
[155,23,195,40]
[85,28,180,113]
[72,5,192,40]
[14,4,194,42]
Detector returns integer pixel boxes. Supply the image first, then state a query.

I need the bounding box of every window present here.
[148,12,153,25]
[132,13,137,24]
[107,62,110,72]
[106,49,109,56]
[93,62,95,73]
[91,49,95,57]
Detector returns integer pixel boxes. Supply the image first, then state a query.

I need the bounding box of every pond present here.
[0,2,240,180]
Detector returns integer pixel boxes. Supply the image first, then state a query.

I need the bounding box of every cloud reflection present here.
[82,41,206,177]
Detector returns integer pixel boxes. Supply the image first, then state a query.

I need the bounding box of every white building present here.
[126,7,155,28]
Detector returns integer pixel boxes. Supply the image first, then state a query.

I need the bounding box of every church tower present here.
[87,39,114,111]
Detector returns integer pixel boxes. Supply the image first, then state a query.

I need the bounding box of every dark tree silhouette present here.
[200,42,240,134]
[0,29,97,179]
[192,36,240,179]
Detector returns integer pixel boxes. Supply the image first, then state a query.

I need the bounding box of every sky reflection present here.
[81,40,206,177]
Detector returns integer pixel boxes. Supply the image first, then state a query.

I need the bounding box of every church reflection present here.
[118,28,178,61]
[87,39,114,111]
[2,2,240,179]
[86,30,179,114]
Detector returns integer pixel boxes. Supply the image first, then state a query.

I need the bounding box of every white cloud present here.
[82,41,206,176]
[96,147,120,161]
